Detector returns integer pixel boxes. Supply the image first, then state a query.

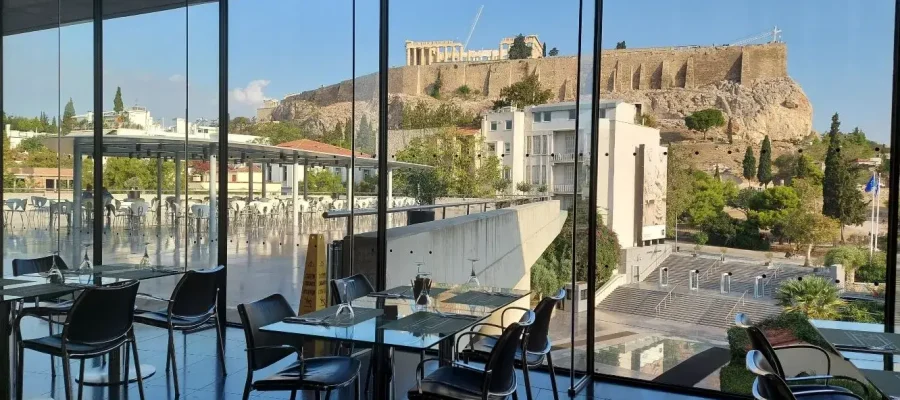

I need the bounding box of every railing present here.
[725,290,748,324]
[322,196,550,219]
[553,184,574,194]
[655,284,679,315]
[702,260,719,281]
[762,264,782,296]
[552,153,576,163]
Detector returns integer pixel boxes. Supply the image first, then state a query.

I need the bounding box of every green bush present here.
[694,231,708,246]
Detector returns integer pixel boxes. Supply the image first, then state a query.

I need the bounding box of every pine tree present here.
[62,98,76,134]
[714,164,721,181]
[113,86,124,114]
[821,112,867,242]
[742,146,756,181]
[757,136,772,186]
[507,34,532,60]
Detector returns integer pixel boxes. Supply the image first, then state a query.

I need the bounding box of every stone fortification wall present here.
[275,43,787,108]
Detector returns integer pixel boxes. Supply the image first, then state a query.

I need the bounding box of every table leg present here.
[439,338,454,366]
[77,350,156,386]
[1,301,13,400]
[371,343,393,400]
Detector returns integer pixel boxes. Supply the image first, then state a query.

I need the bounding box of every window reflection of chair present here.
[29,196,50,224]
[49,200,71,229]
[129,201,150,230]
[189,204,210,234]
[746,350,864,400]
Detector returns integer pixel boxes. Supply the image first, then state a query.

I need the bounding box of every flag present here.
[865,175,877,193]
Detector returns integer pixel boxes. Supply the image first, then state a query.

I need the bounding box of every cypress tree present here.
[757,136,772,186]
[742,146,756,181]
[822,113,842,217]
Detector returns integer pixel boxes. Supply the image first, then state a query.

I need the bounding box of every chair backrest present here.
[735,312,752,328]
[526,288,565,354]
[237,293,297,371]
[745,326,785,378]
[64,280,140,345]
[752,372,797,400]
[330,274,375,304]
[484,310,534,395]
[169,266,224,318]
[12,255,69,276]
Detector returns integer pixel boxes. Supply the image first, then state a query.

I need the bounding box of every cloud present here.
[169,74,184,82]
[231,79,270,106]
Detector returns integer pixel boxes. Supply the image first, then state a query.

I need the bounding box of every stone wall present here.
[277,43,787,108]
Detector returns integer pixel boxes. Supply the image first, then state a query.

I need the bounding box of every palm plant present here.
[775,276,845,320]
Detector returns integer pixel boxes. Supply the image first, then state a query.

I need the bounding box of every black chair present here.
[330,274,375,305]
[133,265,227,397]
[735,314,870,397]
[14,280,146,400]
[409,309,535,400]
[238,293,361,400]
[462,289,565,400]
[12,255,75,376]
[747,350,863,400]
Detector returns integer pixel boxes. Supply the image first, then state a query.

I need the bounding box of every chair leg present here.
[314,391,321,400]
[215,316,227,375]
[16,343,24,400]
[77,360,85,400]
[48,315,55,376]
[324,389,332,400]
[289,390,297,400]
[124,341,131,383]
[168,328,180,397]
[522,361,533,400]
[546,352,559,400]
[131,335,147,400]
[242,371,253,400]
[62,353,73,400]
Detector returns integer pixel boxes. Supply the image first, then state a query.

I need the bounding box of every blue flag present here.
[865,175,877,193]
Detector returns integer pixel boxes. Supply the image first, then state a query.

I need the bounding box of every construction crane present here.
[463,5,484,51]
[729,26,782,46]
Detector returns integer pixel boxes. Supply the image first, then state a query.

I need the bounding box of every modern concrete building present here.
[481,100,667,248]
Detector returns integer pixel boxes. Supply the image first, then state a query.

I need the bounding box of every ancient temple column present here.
[407,47,411,65]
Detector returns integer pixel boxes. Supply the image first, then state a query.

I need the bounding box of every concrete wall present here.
[273,43,788,110]
[620,243,672,283]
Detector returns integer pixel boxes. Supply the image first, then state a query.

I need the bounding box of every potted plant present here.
[764,251,774,266]
[720,247,728,263]
[693,232,708,257]
[124,177,141,200]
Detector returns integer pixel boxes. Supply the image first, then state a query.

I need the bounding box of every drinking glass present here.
[139,242,151,269]
[46,251,64,284]
[335,280,355,321]
[78,244,93,273]
[465,258,480,287]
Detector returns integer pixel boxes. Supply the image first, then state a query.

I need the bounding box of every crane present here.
[463,5,484,51]
[729,26,782,46]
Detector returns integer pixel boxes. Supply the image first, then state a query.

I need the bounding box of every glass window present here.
[490,121,498,131]
[533,112,541,123]
[505,120,512,130]
[541,165,547,185]
[569,109,577,120]
[543,111,552,122]
[504,142,511,154]
[527,136,533,154]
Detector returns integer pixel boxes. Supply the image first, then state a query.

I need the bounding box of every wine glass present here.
[334,280,355,321]
[138,242,151,270]
[465,258,480,287]
[79,244,93,274]
[46,251,64,284]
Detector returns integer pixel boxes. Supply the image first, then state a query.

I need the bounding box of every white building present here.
[481,100,667,249]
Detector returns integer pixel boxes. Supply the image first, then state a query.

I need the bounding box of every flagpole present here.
[875,171,881,251]
[870,170,877,259]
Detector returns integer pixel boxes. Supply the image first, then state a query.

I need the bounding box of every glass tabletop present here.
[0,264,182,303]
[261,284,530,351]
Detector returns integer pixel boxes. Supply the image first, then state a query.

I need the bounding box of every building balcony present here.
[553,184,575,194]
[552,152,576,163]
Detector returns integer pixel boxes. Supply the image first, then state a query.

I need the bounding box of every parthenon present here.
[405,35,543,66]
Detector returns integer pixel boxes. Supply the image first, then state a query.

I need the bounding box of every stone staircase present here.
[646,254,812,298]
[597,285,783,330]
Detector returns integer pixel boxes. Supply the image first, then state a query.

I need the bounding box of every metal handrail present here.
[762,264,781,295]
[702,260,719,281]
[725,290,748,324]
[322,196,550,219]
[655,284,679,315]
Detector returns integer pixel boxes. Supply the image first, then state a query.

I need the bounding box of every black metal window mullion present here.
[585,0,604,379]
[217,0,229,335]
[92,0,103,264]
[882,0,900,335]
[376,0,389,293]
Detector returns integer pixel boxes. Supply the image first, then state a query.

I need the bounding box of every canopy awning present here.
[41,133,430,170]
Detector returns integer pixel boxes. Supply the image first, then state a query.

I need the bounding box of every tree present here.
[507,34,532,60]
[429,71,443,99]
[251,122,310,146]
[781,209,839,266]
[824,246,868,285]
[822,113,867,242]
[686,170,737,226]
[742,146,757,181]
[516,181,533,194]
[615,41,627,49]
[542,42,547,57]
[356,115,376,154]
[683,109,725,141]
[62,98,76,134]
[666,145,693,235]
[304,168,345,194]
[713,164,721,181]
[757,135,773,187]
[492,71,553,110]
[530,250,571,300]
[113,86,124,114]
[794,154,823,184]
[548,47,559,57]
[776,276,845,319]
[229,116,252,133]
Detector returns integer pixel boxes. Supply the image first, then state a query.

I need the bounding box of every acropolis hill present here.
[261,43,812,144]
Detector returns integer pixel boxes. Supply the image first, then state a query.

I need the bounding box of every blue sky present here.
[2,0,895,143]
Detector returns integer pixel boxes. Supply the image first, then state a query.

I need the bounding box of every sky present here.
[2,0,896,143]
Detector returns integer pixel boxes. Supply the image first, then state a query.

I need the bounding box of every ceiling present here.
[3,0,215,36]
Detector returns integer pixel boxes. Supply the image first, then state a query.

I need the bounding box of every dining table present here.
[261,283,530,400]
[811,319,900,399]
[0,263,183,400]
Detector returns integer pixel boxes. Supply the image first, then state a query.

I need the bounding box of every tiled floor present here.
[15,321,713,400]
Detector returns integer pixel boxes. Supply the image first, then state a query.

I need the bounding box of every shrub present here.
[776,276,845,319]
[694,231,708,246]
[454,85,471,97]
